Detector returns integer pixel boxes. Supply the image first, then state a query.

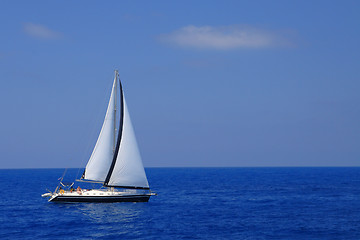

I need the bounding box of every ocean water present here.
[0,168,359,239]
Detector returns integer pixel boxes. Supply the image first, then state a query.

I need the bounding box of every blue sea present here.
[0,168,359,239]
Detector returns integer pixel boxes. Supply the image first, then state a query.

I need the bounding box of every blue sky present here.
[1,1,359,168]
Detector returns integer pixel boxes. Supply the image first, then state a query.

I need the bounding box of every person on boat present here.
[77,186,82,195]
[70,186,74,193]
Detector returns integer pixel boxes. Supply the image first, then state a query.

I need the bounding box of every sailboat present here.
[42,70,155,202]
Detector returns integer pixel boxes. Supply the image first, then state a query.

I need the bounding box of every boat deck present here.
[46,189,154,202]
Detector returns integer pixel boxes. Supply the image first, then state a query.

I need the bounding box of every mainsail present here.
[104,95,149,189]
[83,71,149,189]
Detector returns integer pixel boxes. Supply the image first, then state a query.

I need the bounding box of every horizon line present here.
[1,166,359,170]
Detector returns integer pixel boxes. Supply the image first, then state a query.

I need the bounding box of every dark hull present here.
[50,195,150,203]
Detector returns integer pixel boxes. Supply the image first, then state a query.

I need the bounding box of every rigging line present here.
[75,73,115,181]
[54,168,68,192]
[60,168,68,181]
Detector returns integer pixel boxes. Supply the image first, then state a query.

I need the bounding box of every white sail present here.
[106,95,149,188]
[83,76,117,182]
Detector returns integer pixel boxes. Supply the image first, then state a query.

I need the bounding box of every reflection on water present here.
[77,203,143,223]
[53,202,150,239]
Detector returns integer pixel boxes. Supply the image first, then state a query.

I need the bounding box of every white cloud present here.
[23,23,62,39]
[159,25,294,50]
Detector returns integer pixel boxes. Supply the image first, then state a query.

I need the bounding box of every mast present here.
[104,74,124,186]
[113,70,118,153]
